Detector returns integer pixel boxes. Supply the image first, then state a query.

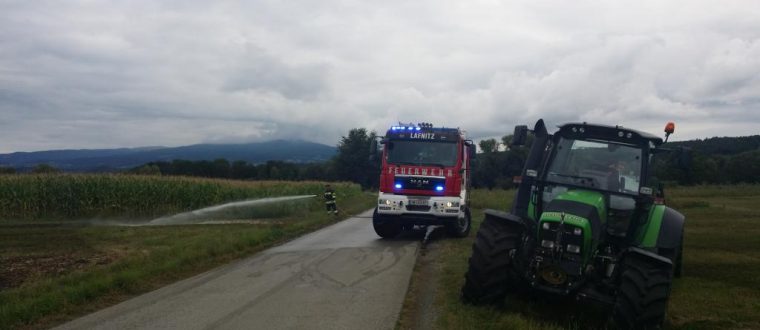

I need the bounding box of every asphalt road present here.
[56,210,419,330]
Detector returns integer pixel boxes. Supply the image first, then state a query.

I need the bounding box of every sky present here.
[1,0,759,153]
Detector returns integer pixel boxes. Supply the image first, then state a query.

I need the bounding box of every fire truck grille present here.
[395,176,446,191]
[406,205,431,212]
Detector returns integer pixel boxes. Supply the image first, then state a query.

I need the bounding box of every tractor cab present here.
[532,123,665,240]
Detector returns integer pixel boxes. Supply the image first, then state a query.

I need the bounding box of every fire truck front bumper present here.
[376,193,464,219]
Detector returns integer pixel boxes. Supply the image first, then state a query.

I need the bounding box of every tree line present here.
[126,128,381,188]
[2,129,758,188]
[473,133,760,188]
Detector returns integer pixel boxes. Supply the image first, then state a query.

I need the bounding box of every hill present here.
[666,135,760,155]
[0,140,335,172]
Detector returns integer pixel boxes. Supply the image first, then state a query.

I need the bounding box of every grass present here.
[0,176,375,329]
[399,185,760,329]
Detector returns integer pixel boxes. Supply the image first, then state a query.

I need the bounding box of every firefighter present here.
[324,184,338,214]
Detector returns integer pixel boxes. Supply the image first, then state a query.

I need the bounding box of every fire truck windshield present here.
[386,140,458,167]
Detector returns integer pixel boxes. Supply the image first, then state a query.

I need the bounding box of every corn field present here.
[0,174,362,220]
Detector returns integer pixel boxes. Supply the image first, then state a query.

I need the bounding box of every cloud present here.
[0,0,759,152]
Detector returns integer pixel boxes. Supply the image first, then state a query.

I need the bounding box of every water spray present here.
[146,195,316,226]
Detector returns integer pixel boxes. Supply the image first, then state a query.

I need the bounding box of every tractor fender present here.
[483,209,527,230]
[624,246,673,268]
[656,207,685,250]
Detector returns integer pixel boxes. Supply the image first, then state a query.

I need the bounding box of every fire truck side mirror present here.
[512,125,529,146]
[466,141,477,163]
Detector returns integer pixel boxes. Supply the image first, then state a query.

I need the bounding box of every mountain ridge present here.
[0,140,336,172]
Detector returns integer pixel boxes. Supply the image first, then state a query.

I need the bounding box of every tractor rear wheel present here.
[613,256,673,329]
[446,207,472,238]
[372,208,402,238]
[460,214,521,305]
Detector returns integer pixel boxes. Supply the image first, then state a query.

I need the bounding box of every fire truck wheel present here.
[447,207,472,238]
[373,208,402,238]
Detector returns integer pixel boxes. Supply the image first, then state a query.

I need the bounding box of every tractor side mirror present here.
[677,147,692,170]
[512,125,529,146]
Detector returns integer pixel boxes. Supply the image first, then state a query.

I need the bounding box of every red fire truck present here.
[370,122,476,238]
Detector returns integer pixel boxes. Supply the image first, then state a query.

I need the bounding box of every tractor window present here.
[546,138,642,195]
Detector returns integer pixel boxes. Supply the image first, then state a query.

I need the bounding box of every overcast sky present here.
[1,1,759,152]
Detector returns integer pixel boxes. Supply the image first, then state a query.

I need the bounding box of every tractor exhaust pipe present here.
[511,119,549,222]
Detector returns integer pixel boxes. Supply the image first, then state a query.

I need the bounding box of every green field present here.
[0,175,375,329]
[399,186,760,329]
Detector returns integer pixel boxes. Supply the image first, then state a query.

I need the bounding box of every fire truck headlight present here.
[446,201,460,208]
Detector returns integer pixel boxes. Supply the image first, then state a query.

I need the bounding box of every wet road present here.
[56,210,419,330]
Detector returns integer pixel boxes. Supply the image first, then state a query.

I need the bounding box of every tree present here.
[333,128,379,188]
[0,166,15,174]
[479,139,498,153]
[211,158,231,178]
[32,164,60,174]
[725,150,760,184]
[231,160,256,179]
[130,164,161,175]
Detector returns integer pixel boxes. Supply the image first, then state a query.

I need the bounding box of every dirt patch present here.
[0,254,118,291]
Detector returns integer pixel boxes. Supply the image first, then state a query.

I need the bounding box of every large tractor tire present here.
[460,215,521,305]
[613,256,673,329]
[446,207,472,238]
[372,208,402,238]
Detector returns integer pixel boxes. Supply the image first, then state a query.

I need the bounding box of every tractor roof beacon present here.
[461,119,688,329]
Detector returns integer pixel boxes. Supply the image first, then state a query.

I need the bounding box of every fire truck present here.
[370,122,476,238]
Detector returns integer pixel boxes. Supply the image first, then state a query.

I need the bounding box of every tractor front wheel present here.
[460,214,521,305]
[613,255,673,329]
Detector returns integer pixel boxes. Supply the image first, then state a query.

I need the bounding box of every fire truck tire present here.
[612,255,673,329]
[446,207,472,238]
[372,208,402,238]
[460,214,521,305]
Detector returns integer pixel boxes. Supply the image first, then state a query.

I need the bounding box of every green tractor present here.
[461,120,688,329]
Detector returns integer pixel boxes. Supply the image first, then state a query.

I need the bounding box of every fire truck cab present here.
[371,122,475,238]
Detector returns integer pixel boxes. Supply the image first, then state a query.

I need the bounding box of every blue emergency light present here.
[435,185,444,191]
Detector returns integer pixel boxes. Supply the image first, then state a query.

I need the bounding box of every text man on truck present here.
[370,122,476,238]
